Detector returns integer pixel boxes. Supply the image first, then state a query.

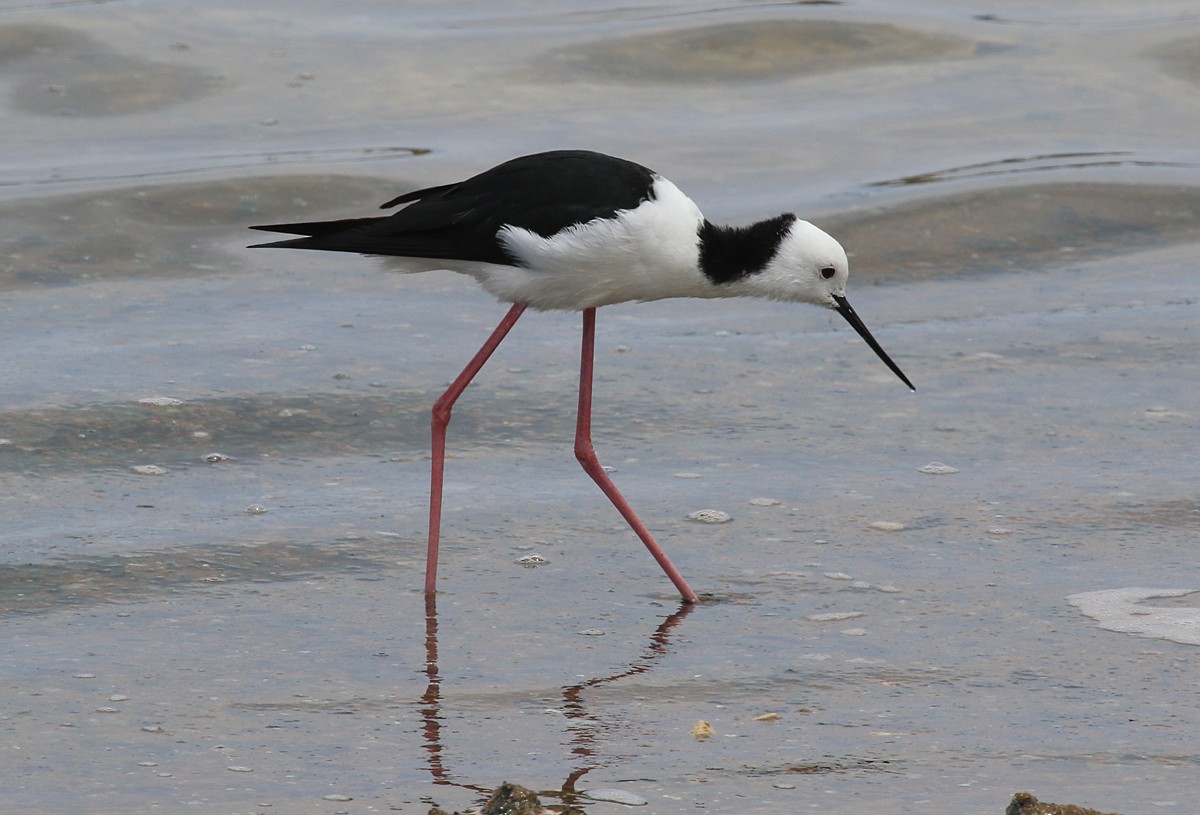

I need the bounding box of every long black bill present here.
[832,294,915,391]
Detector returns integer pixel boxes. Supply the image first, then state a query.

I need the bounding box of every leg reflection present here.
[418,597,697,802]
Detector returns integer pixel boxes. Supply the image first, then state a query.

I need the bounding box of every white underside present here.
[380,177,717,311]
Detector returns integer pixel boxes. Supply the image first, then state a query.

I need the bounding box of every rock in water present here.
[1006,791,1123,815]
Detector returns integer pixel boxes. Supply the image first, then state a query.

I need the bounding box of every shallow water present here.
[2,2,1199,814]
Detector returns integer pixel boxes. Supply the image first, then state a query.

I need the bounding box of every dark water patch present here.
[568,667,969,707]
[0,389,578,475]
[1,146,430,196]
[0,22,224,115]
[1010,750,1200,769]
[0,21,93,63]
[232,696,378,714]
[1002,494,1200,547]
[1109,498,1200,531]
[0,538,393,615]
[748,755,902,776]
[824,182,1200,283]
[1149,35,1200,84]
[0,393,431,473]
[869,152,1196,188]
[536,19,975,84]
[1,175,394,289]
[783,663,965,690]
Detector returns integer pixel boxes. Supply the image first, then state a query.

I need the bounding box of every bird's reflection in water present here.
[419,593,697,806]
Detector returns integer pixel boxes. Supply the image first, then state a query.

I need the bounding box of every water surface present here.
[3,2,1199,813]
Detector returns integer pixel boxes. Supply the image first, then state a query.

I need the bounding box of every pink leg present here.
[574,308,699,604]
[426,303,527,595]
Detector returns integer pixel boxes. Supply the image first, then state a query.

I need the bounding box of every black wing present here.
[248,150,657,266]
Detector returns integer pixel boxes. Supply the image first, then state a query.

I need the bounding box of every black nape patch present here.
[697,214,797,284]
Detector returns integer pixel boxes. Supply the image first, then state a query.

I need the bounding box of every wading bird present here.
[251,150,914,603]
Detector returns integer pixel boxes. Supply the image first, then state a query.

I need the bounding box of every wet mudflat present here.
[3,2,1199,814]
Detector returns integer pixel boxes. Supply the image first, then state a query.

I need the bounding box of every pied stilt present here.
[250,149,914,604]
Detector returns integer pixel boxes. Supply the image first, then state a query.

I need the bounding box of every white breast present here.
[478,177,711,310]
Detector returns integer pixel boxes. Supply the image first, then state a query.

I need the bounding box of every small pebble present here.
[808,611,865,622]
[580,789,648,806]
[578,629,605,636]
[131,464,167,476]
[322,794,353,802]
[869,520,905,532]
[687,509,732,523]
[515,553,547,565]
[138,396,184,407]
[227,766,253,773]
[245,504,268,515]
[691,720,714,739]
[919,461,959,474]
[673,472,703,479]
[748,497,782,506]
[204,453,230,463]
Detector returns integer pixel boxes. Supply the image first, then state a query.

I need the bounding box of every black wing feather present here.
[248,150,657,266]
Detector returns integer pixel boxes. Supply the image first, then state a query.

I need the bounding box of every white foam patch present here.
[1067,587,1200,646]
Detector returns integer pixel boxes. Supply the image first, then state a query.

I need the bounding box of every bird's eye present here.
[820,267,836,280]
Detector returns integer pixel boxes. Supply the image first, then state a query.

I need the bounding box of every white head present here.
[720,218,849,306]
[719,217,914,391]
